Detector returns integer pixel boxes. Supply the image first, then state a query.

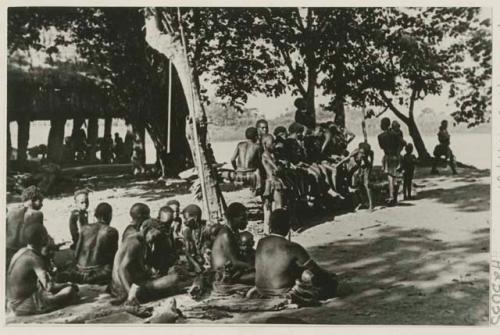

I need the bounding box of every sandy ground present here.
[5,165,490,325]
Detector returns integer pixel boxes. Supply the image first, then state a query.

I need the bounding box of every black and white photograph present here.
[2,1,494,326]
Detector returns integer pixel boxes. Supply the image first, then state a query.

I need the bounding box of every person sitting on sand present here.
[273,126,288,161]
[378,117,402,205]
[122,203,151,241]
[7,186,45,269]
[68,189,90,250]
[400,143,418,200]
[178,204,210,273]
[109,219,186,305]
[261,134,286,233]
[431,120,458,175]
[57,203,119,285]
[7,223,79,316]
[248,209,337,306]
[165,200,183,248]
[230,127,263,194]
[239,231,256,266]
[211,202,255,285]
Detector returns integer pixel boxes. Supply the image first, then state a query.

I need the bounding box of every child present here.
[400,143,417,200]
[239,231,256,265]
[350,142,374,210]
[68,189,89,249]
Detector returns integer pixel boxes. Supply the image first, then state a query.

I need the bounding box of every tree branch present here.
[408,88,417,119]
[281,49,307,96]
[378,90,410,124]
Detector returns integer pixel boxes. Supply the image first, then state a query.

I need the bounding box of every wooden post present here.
[17,117,30,163]
[104,117,112,138]
[47,117,66,164]
[7,121,12,160]
[87,116,98,162]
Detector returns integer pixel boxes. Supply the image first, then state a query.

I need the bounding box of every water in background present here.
[10,120,491,170]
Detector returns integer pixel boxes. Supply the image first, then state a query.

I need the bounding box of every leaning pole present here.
[144,7,225,224]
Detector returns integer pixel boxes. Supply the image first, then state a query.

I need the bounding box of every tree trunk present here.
[104,117,112,137]
[17,117,30,163]
[305,70,317,126]
[132,121,146,165]
[406,116,431,161]
[87,116,98,162]
[47,117,66,164]
[334,96,346,128]
[145,12,225,224]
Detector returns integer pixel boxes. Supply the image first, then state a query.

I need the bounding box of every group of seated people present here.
[6,186,336,317]
[225,106,375,231]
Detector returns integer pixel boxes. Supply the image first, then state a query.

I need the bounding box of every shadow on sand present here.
[248,225,490,325]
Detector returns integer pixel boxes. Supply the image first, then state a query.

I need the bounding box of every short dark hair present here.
[22,223,48,248]
[288,122,304,134]
[130,203,150,221]
[166,199,180,207]
[225,202,247,220]
[95,202,112,223]
[245,127,258,140]
[74,188,89,200]
[183,204,202,219]
[21,186,44,203]
[381,117,391,130]
[256,119,268,127]
[273,126,287,136]
[269,209,290,236]
[158,205,174,216]
[405,143,414,152]
[294,98,306,109]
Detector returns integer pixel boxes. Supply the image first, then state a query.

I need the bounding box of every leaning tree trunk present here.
[145,9,225,224]
[47,117,66,164]
[406,116,431,161]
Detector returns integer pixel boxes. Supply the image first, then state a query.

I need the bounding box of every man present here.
[251,209,337,305]
[58,203,118,285]
[113,133,126,163]
[261,134,286,233]
[256,119,269,141]
[294,98,315,130]
[273,126,288,161]
[6,186,45,268]
[7,223,79,316]
[211,202,255,285]
[109,219,184,305]
[378,117,401,205]
[229,127,263,193]
[123,203,151,241]
[68,189,90,249]
[179,204,210,273]
[431,120,458,175]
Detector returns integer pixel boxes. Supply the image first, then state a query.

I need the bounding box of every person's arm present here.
[33,257,70,293]
[69,212,79,247]
[106,229,119,266]
[117,241,145,293]
[230,144,240,170]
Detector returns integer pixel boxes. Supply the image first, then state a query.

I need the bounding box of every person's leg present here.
[263,199,272,235]
[387,175,394,202]
[134,272,182,303]
[448,148,458,174]
[407,175,413,199]
[431,156,439,174]
[44,285,79,310]
[363,171,373,210]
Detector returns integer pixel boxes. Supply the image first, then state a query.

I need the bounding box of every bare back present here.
[255,235,310,290]
[7,248,46,301]
[75,223,118,268]
[231,141,261,170]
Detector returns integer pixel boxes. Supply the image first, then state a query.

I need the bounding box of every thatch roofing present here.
[7,63,122,121]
